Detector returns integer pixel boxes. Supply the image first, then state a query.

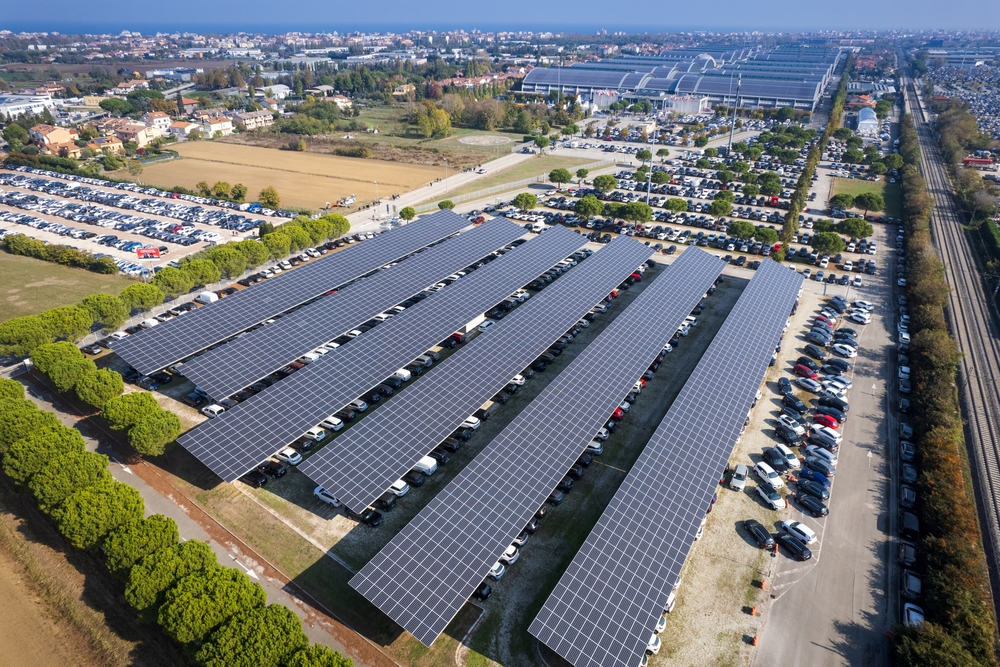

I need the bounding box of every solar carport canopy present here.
[529,260,803,667]
[349,248,725,647]
[300,235,654,513]
[176,226,587,483]
[178,218,525,400]
[111,210,470,375]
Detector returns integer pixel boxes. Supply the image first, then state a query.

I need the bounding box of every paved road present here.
[755,217,896,667]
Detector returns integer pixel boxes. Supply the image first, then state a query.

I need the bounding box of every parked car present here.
[730,464,749,491]
[778,534,813,561]
[756,481,786,510]
[743,519,775,549]
[779,520,818,544]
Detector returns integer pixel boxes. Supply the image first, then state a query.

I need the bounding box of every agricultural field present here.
[123,141,440,211]
[831,177,902,218]
[0,254,135,322]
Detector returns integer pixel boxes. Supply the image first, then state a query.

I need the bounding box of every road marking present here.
[868,449,873,469]
[229,553,260,580]
[110,456,133,474]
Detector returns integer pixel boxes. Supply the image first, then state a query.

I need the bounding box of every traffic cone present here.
[760,577,767,590]
[751,606,758,616]
[752,635,759,646]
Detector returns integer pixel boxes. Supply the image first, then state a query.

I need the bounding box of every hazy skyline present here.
[4,0,1000,34]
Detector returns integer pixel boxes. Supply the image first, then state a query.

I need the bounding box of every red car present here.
[815,315,834,325]
[612,407,625,420]
[814,413,840,429]
[630,272,643,282]
[793,364,818,380]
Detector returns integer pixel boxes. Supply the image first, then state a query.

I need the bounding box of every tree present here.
[158,565,267,644]
[29,449,111,511]
[126,540,218,613]
[744,146,763,161]
[754,227,779,245]
[261,232,291,260]
[184,259,222,287]
[574,194,604,218]
[196,604,309,667]
[651,171,671,185]
[48,357,97,393]
[120,283,164,312]
[561,124,579,136]
[236,239,271,268]
[833,127,853,142]
[758,172,782,196]
[549,168,572,186]
[894,622,983,667]
[75,369,123,409]
[231,183,248,203]
[0,315,53,357]
[3,426,85,483]
[437,200,455,210]
[534,136,550,150]
[205,245,249,279]
[703,148,718,158]
[99,98,131,115]
[513,193,538,211]
[0,378,25,402]
[729,220,756,240]
[39,306,93,343]
[51,479,144,549]
[693,135,709,148]
[665,198,689,213]
[883,153,904,170]
[399,207,416,222]
[0,401,62,451]
[79,294,129,331]
[103,514,179,573]
[636,149,652,164]
[842,148,864,163]
[151,266,195,299]
[212,181,232,199]
[854,192,885,218]
[829,193,856,210]
[576,168,589,183]
[870,161,888,175]
[620,201,653,223]
[3,123,29,145]
[30,341,83,375]
[127,162,143,177]
[656,148,670,162]
[812,231,846,255]
[103,392,161,431]
[129,410,182,456]
[707,200,732,218]
[837,218,875,239]
[258,186,280,209]
[742,184,760,197]
[287,645,355,667]
[103,153,123,171]
[593,175,618,194]
[695,158,712,169]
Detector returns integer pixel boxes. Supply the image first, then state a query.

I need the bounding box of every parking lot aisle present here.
[4,369,372,666]
[754,222,894,667]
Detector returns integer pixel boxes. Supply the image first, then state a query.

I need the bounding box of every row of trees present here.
[891,115,999,667]
[2,232,118,274]
[0,376,354,667]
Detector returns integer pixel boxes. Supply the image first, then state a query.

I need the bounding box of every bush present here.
[195,604,309,667]
[0,378,25,401]
[3,426,85,483]
[183,259,222,287]
[28,449,111,511]
[0,315,54,356]
[287,645,355,667]
[126,540,218,613]
[129,410,182,456]
[75,369,124,409]
[120,283,164,312]
[437,200,455,210]
[152,266,195,298]
[48,356,98,393]
[103,514,179,573]
[79,294,130,331]
[51,478,145,549]
[157,565,266,643]
[0,400,62,451]
[30,341,83,374]
[39,306,94,342]
[103,392,162,431]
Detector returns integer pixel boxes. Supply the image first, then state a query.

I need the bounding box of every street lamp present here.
[374,181,378,201]
[444,159,449,188]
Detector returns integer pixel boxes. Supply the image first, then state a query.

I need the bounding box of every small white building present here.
[142,111,172,136]
[856,107,878,135]
[200,117,233,137]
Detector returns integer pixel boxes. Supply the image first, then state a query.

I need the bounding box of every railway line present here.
[902,73,1000,610]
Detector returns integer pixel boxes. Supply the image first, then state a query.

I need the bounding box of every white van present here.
[299,351,321,364]
[195,291,218,305]
[393,368,412,382]
[201,404,225,418]
[413,455,438,476]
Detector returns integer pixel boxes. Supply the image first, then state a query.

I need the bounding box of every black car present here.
[567,464,585,479]
[242,470,268,488]
[150,370,172,385]
[557,477,575,493]
[743,519,775,549]
[763,448,790,474]
[815,405,847,423]
[782,394,808,413]
[428,448,451,466]
[901,484,917,510]
[900,511,920,540]
[899,397,911,413]
[795,493,829,517]
[796,357,820,372]
[374,492,397,512]
[439,437,462,453]
[473,582,492,600]
[819,395,849,412]
[778,534,812,561]
[524,517,540,534]
[346,507,384,527]
[258,461,287,478]
[898,541,918,567]
[183,391,207,407]
[776,425,800,445]
[382,375,404,389]
[402,470,426,487]
[778,377,793,396]
[901,569,922,602]
[804,344,828,360]
[536,504,550,520]
[825,358,851,373]
[797,479,831,501]
[576,453,593,468]
[548,490,565,505]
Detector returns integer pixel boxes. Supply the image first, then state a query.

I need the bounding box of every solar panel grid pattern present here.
[529,260,803,667]
[349,248,725,647]
[112,210,470,375]
[179,218,525,399]
[300,235,655,512]
[176,226,587,482]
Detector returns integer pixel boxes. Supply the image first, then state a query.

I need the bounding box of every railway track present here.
[903,75,1000,610]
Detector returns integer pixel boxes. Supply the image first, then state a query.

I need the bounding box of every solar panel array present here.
[529,260,803,667]
[349,248,725,647]
[176,226,587,482]
[112,210,471,375]
[300,235,655,513]
[179,218,525,400]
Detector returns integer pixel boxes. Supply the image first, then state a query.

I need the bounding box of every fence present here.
[413,159,618,214]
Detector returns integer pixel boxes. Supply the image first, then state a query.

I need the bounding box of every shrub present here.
[129,410,182,456]
[157,565,266,643]
[75,369,124,409]
[0,315,54,356]
[287,645,355,667]
[103,514,179,573]
[48,356,98,392]
[51,478,145,549]
[195,604,309,667]
[0,378,25,401]
[3,426,86,483]
[103,392,162,431]
[0,400,62,451]
[30,341,83,374]
[79,293,129,331]
[120,283,164,311]
[28,449,111,511]
[125,539,217,613]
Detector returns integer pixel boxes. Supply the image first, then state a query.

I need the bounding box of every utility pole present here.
[726,74,742,156]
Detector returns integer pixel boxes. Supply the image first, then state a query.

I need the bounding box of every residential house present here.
[31,84,65,97]
[232,110,273,131]
[200,117,233,137]
[168,121,199,138]
[41,142,83,159]
[115,122,156,147]
[87,136,125,155]
[142,111,172,136]
[391,83,416,99]
[28,124,78,146]
[180,97,200,114]
[93,117,131,136]
[305,85,335,97]
[331,94,353,110]
[112,80,149,95]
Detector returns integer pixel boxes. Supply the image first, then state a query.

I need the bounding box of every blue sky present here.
[5,0,1000,33]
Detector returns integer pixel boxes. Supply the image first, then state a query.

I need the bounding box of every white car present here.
[796,377,823,393]
[903,602,925,627]
[805,445,838,465]
[852,276,863,287]
[619,401,630,413]
[655,614,667,633]
[349,398,368,412]
[832,343,858,358]
[823,376,852,391]
[500,544,519,565]
[462,416,481,430]
[479,320,494,334]
[109,331,129,340]
[730,463,749,491]
[390,479,410,497]
[753,461,784,489]
[853,300,875,312]
[321,415,344,431]
[201,404,225,418]
[779,520,817,544]
[313,486,341,506]
[663,591,677,614]
[586,440,604,455]
[594,427,610,441]
[488,561,506,580]
[757,483,786,510]
[774,442,801,468]
[275,447,302,466]
[646,634,662,655]
[778,414,805,436]
[899,366,911,380]
[899,331,911,345]
[848,311,871,325]
[810,424,843,443]
[304,426,327,441]
[510,374,526,386]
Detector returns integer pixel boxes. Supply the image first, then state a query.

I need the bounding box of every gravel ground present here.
[653,280,833,667]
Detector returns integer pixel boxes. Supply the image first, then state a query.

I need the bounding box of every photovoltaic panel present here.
[529,260,803,667]
[178,218,525,400]
[300,235,655,513]
[349,248,725,647]
[111,210,471,375]
[176,226,587,482]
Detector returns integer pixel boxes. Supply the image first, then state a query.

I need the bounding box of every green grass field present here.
[0,254,136,322]
[418,156,597,205]
[831,177,902,218]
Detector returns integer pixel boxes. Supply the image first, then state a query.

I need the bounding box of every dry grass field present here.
[128,142,440,211]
